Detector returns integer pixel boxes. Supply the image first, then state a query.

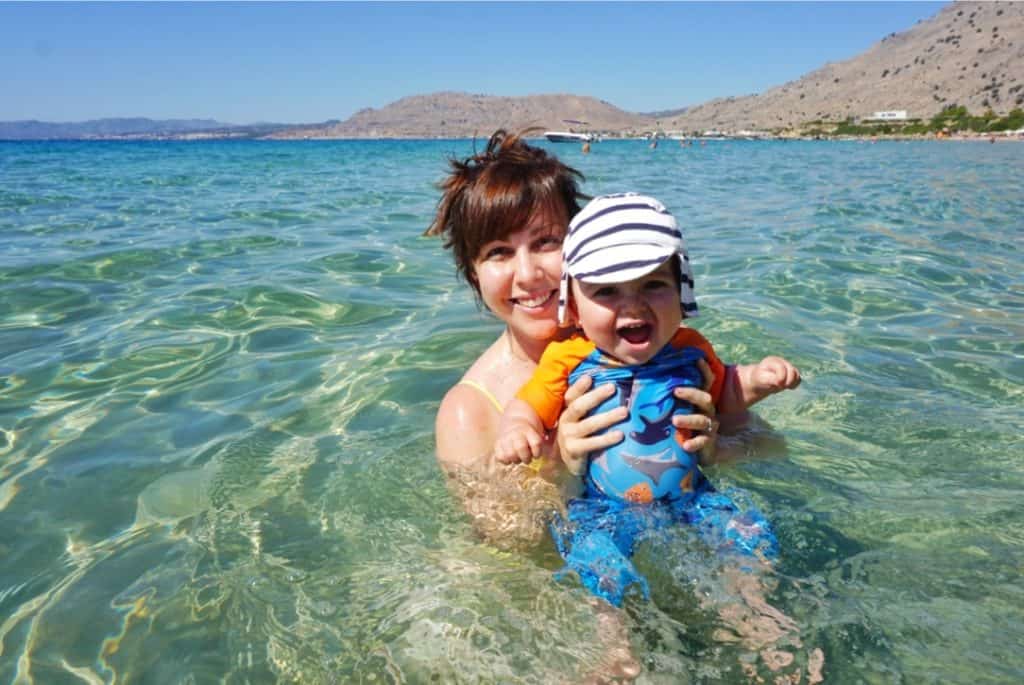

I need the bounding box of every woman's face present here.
[472,205,568,343]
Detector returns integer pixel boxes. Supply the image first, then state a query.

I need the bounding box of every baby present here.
[495,193,801,605]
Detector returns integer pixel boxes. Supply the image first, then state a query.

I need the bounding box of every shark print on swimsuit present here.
[568,344,708,503]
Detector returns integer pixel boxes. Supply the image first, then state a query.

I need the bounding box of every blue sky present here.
[1,1,948,124]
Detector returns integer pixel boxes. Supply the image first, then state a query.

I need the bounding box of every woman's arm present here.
[435,383,571,551]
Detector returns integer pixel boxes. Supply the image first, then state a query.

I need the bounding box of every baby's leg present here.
[711,565,826,683]
[550,499,651,607]
[550,500,651,682]
[686,490,824,681]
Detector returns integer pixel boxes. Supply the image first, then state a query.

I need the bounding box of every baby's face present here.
[572,260,682,364]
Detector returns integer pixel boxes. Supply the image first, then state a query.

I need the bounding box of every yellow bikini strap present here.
[457,379,503,414]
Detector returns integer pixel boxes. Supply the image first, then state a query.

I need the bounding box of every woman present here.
[425,130,720,545]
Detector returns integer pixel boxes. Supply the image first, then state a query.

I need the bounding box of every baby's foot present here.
[577,605,641,683]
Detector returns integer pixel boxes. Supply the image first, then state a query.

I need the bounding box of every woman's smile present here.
[512,290,557,310]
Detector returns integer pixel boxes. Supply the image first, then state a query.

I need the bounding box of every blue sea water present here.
[1,138,1022,683]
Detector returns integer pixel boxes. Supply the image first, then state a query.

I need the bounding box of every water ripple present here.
[1,139,1021,683]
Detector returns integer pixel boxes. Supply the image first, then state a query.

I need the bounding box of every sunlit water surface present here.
[1,139,1021,683]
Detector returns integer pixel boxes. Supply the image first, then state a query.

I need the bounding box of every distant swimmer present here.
[582,141,591,154]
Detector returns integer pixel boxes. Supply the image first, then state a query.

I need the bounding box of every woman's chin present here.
[513,315,559,341]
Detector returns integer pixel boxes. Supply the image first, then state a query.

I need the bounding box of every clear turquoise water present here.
[1,139,1022,683]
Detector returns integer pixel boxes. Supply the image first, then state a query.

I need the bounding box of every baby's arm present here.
[494,398,549,466]
[718,356,801,415]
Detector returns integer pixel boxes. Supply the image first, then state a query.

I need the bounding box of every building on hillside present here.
[870,111,909,121]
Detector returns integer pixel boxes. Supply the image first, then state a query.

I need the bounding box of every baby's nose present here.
[620,292,650,313]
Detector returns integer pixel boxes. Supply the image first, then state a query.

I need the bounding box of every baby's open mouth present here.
[618,323,652,345]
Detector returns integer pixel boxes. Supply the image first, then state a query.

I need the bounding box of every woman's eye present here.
[483,246,512,260]
[537,235,563,250]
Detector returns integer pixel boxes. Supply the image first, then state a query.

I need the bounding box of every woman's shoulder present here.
[435,378,502,470]
[438,379,501,424]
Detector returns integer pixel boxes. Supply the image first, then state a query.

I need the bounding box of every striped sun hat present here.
[558,193,698,325]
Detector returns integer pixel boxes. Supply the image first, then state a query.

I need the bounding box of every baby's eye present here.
[593,285,618,297]
[644,279,672,291]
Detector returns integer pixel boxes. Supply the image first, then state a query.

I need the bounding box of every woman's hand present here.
[672,358,719,463]
[555,374,627,475]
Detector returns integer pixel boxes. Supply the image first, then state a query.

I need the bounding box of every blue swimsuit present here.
[551,344,778,606]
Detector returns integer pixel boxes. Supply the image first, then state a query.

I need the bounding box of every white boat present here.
[545,119,595,143]
[544,130,595,143]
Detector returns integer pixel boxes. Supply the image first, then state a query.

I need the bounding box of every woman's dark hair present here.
[425,129,585,297]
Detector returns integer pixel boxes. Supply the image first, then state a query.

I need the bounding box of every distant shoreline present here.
[2,133,1021,143]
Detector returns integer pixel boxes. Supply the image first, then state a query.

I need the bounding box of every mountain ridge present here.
[2,2,1020,140]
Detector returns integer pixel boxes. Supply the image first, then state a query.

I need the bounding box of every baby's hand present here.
[494,424,545,465]
[751,356,801,395]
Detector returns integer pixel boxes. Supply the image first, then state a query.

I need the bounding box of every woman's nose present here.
[514,251,542,282]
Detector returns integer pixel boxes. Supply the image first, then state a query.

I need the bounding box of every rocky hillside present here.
[663,1,1023,132]
[272,1,1022,138]
[11,2,1011,140]
[271,92,645,139]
